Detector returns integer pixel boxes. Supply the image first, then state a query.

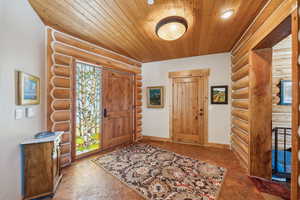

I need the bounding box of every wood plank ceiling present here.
[29,0,268,63]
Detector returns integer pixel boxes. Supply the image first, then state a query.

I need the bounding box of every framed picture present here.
[211,85,228,104]
[147,86,164,108]
[18,71,40,105]
[279,80,292,105]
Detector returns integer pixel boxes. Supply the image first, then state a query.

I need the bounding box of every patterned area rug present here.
[249,176,290,200]
[92,143,226,200]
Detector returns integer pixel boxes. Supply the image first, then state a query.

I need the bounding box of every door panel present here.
[172,77,205,144]
[102,70,134,149]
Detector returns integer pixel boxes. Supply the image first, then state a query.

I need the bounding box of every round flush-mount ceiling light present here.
[221,9,235,19]
[156,16,188,41]
[147,0,154,5]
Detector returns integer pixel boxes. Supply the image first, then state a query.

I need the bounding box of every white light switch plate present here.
[15,108,23,120]
[26,107,35,118]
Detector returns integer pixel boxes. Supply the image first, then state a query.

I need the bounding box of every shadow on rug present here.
[249,176,290,200]
[92,143,226,200]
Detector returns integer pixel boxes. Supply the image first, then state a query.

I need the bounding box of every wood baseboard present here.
[204,142,231,150]
[142,136,172,142]
[142,136,231,150]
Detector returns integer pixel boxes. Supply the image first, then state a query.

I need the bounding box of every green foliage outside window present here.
[76,63,102,154]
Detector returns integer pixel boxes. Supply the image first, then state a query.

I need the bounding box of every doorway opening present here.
[271,36,292,183]
[250,14,294,189]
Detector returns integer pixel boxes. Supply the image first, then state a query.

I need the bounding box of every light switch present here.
[26,107,35,118]
[15,108,23,120]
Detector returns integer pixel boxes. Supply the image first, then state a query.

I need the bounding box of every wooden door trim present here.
[169,69,209,145]
[71,58,76,161]
[169,69,210,78]
[249,48,273,179]
[291,9,300,200]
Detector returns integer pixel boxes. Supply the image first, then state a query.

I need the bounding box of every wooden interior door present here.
[172,76,205,144]
[102,69,134,149]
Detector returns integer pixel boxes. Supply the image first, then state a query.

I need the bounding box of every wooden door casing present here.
[170,69,209,145]
[102,70,134,149]
[249,48,273,179]
[291,8,300,199]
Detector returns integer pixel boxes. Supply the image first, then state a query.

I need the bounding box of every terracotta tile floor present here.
[51,141,277,200]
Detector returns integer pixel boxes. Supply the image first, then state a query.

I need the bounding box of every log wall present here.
[47,27,142,167]
[272,35,292,128]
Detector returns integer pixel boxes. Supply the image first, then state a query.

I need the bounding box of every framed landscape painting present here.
[18,71,40,105]
[147,86,164,108]
[211,85,228,104]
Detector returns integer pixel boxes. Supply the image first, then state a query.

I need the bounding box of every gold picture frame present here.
[147,86,164,108]
[18,71,40,105]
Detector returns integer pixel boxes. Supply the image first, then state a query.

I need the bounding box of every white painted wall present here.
[0,1,46,199]
[142,53,231,144]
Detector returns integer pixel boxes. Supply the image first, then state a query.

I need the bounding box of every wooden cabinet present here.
[21,132,63,200]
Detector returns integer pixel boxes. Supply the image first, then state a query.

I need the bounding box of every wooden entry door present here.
[170,70,209,145]
[102,70,134,149]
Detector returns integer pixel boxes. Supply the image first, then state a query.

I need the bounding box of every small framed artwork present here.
[18,71,40,105]
[211,85,228,104]
[279,80,292,105]
[147,86,164,108]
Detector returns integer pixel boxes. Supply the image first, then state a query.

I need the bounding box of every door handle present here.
[199,109,204,116]
[103,108,107,118]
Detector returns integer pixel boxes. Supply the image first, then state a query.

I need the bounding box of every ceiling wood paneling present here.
[29,0,268,62]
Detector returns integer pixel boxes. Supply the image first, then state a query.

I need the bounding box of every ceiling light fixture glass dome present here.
[221,9,234,19]
[156,16,188,41]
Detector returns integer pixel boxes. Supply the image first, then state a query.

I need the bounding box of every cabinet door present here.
[53,141,61,185]
[24,143,53,198]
